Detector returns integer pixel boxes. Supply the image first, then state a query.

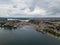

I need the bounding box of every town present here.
[0,17,60,38]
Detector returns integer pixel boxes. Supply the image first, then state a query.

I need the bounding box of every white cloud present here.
[0,0,60,17]
[23,7,47,15]
[0,0,47,17]
[0,4,13,17]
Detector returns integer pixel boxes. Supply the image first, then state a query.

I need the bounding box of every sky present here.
[0,0,60,17]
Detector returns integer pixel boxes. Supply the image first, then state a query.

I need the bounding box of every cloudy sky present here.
[0,0,60,17]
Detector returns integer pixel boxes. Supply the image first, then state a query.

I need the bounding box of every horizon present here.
[0,0,60,45]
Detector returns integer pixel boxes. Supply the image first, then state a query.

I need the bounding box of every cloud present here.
[23,7,47,15]
[0,0,60,17]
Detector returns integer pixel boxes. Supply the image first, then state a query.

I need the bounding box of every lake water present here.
[0,25,60,45]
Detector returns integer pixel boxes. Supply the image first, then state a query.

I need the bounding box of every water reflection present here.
[0,25,60,39]
[0,26,17,30]
[36,29,60,39]
[36,29,45,34]
[0,25,60,45]
[1,25,60,39]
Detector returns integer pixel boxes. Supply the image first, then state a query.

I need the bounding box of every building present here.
[0,18,7,21]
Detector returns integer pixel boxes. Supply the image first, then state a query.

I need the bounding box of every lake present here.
[0,25,60,45]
